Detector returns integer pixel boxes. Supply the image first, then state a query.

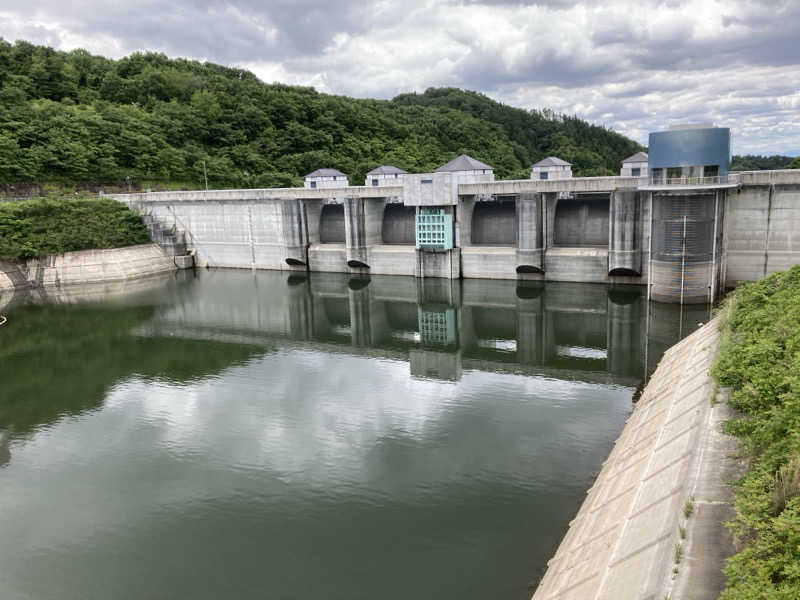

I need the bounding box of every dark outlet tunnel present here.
[471,200,516,246]
[554,196,610,246]
[382,204,416,245]
[320,205,346,243]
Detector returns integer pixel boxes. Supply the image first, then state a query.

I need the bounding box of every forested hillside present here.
[730,155,796,171]
[0,39,643,191]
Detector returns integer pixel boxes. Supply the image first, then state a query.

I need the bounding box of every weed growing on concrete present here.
[711,266,800,599]
[710,381,719,405]
[674,542,683,564]
[673,566,679,575]
[683,497,695,519]
[679,525,686,539]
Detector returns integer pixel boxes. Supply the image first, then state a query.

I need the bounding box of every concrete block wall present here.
[415,249,460,279]
[724,181,800,286]
[461,246,518,279]
[308,244,348,274]
[0,244,176,292]
[402,173,456,206]
[127,197,304,272]
[368,246,417,276]
[545,247,612,283]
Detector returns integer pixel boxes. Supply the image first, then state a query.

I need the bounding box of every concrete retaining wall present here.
[532,319,741,600]
[0,244,176,292]
[461,246,518,279]
[134,199,298,271]
[724,181,800,287]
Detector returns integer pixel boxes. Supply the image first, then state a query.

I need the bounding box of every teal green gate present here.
[415,208,453,251]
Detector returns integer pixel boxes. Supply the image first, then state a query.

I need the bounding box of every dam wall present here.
[723,171,800,287]
[109,169,800,303]
[531,318,742,600]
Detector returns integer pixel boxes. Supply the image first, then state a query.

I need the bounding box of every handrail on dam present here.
[458,175,641,195]
[108,185,405,202]
[647,174,740,186]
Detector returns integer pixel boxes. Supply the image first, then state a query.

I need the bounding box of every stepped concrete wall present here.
[531,319,742,600]
[0,244,176,292]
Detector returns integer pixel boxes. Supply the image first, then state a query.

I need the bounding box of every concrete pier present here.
[608,190,642,276]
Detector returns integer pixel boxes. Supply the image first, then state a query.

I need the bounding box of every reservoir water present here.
[0,271,708,600]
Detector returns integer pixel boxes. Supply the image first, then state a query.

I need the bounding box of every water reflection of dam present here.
[135,270,710,386]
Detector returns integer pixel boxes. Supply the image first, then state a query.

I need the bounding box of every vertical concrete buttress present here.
[344,197,369,268]
[608,189,642,275]
[280,198,308,267]
[516,192,544,273]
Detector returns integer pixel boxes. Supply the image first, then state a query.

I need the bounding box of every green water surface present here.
[0,271,708,600]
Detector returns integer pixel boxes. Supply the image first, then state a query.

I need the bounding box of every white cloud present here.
[0,0,798,154]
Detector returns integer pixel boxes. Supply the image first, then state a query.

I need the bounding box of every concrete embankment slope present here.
[0,244,176,292]
[533,319,742,600]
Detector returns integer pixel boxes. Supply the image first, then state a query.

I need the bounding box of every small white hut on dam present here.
[112,126,800,304]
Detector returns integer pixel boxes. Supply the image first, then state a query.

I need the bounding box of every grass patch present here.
[0,196,149,259]
[712,265,800,599]
[683,497,695,519]
[710,381,720,405]
[674,542,683,564]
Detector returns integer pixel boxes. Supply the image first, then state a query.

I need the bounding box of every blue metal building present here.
[648,125,731,184]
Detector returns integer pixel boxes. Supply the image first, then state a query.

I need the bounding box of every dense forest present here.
[730,154,798,171]
[0,39,643,191]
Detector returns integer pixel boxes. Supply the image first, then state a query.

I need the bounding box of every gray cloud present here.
[0,0,798,154]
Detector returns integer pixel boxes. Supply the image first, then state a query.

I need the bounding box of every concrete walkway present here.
[532,319,743,600]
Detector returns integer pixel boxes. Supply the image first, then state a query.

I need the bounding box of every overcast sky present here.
[1,0,799,155]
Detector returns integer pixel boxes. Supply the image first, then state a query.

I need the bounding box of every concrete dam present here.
[111,127,800,304]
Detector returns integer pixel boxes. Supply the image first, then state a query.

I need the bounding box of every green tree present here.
[0,38,646,189]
